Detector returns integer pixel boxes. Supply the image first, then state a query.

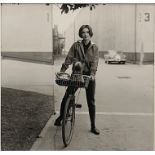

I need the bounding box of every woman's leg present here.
[54,86,78,126]
[85,80,100,134]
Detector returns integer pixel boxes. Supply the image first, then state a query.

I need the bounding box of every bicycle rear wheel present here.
[62,96,75,147]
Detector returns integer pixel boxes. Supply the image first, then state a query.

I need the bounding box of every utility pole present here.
[134,4,137,64]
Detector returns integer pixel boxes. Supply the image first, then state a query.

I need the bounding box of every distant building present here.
[53,25,65,55]
[65,4,155,64]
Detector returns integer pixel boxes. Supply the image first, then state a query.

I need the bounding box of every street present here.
[31,58,154,151]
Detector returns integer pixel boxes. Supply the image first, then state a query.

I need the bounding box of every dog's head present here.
[73,61,83,74]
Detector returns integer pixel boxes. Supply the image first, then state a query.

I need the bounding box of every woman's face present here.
[81,28,91,41]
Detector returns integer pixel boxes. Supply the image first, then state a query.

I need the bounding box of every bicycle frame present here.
[55,72,90,147]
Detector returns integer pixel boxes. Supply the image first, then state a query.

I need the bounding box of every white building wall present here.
[136,4,155,53]
[65,4,154,63]
[135,4,155,63]
[1,4,53,52]
[64,22,75,52]
[76,4,136,53]
[74,7,90,41]
[0,4,2,51]
[65,7,90,51]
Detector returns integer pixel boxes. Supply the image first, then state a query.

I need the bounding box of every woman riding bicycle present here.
[54,25,100,135]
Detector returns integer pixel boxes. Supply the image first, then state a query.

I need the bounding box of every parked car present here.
[104,50,126,64]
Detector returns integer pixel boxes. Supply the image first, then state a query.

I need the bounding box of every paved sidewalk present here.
[31,112,153,151]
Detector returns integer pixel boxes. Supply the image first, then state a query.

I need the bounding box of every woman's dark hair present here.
[78,25,93,38]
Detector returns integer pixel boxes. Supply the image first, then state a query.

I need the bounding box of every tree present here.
[59,4,106,14]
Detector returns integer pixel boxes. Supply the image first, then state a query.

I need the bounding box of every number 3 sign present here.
[144,13,150,22]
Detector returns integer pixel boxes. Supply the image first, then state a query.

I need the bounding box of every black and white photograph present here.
[1,2,154,151]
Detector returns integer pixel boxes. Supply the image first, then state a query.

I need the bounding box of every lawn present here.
[1,87,55,150]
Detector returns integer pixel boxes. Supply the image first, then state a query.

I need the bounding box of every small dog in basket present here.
[72,61,84,82]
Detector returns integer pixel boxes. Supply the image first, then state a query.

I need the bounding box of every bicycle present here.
[55,72,90,147]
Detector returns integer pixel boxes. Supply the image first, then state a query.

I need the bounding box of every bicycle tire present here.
[62,95,75,147]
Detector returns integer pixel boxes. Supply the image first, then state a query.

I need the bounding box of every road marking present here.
[55,111,154,116]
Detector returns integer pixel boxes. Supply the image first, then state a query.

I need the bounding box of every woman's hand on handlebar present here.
[82,75,95,81]
[90,75,95,81]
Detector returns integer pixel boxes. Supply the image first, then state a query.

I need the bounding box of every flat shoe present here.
[54,118,62,126]
[91,128,100,135]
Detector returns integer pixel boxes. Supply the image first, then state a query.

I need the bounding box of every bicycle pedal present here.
[76,104,82,108]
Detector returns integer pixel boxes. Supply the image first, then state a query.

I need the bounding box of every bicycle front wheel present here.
[62,96,75,147]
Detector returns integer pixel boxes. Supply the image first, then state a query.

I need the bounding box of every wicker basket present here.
[55,75,90,88]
